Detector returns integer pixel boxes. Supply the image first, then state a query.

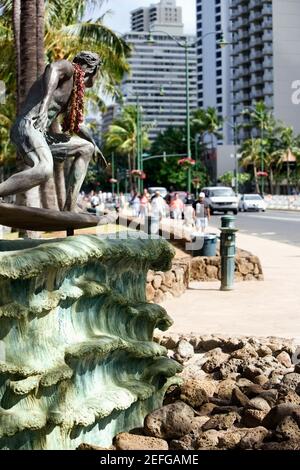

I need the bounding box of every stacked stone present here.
[108,334,300,450]
[146,260,190,304]
[190,253,263,282]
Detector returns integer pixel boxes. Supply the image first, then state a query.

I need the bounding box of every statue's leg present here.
[0,146,53,198]
[50,136,94,211]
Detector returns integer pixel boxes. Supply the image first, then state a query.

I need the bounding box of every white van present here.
[201,186,238,215]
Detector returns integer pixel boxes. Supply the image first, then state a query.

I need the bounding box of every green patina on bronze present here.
[0,235,181,449]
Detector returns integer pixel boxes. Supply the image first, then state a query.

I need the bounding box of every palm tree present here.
[271,127,300,194]
[191,107,223,161]
[105,105,151,190]
[239,138,263,194]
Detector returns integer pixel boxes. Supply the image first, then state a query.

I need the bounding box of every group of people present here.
[77,190,126,213]
[77,188,210,233]
[129,189,211,233]
[169,192,211,233]
[129,189,166,218]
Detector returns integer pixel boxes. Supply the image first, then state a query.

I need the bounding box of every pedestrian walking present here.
[193,192,210,233]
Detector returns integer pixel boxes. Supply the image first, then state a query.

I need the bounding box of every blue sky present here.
[87,0,196,35]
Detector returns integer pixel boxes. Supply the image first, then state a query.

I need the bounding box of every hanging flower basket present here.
[131,170,146,179]
[178,157,196,168]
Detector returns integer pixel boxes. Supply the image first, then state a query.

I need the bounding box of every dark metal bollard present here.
[220,215,238,291]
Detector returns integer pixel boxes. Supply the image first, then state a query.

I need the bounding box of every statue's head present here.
[73,51,101,87]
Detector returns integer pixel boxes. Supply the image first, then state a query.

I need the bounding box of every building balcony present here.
[262,4,273,16]
[249,10,263,22]
[250,62,263,73]
[263,18,273,29]
[263,57,273,68]
[251,88,264,99]
[236,66,251,78]
[231,31,248,42]
[265,96,273,107]
[250,49,263,60]
[262,30,273,42]
[250,37,263,47]
[236,17,250,29]
[263,70,273,82]
[249,0,262,9]
[249,75,264,87]
[263,44,273,55]
[250,23,263,34]
[233,79,250,92]
[263,84,273,95]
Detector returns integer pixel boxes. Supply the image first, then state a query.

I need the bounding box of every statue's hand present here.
[32,109,48,133]
[94,146,107,167]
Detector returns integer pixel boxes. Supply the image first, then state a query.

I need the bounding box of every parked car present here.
[147,187,168,199]
[238,194,267,212]
[201,186,238,215]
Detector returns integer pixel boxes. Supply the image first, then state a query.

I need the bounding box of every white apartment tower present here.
[119,0,197,141]
[230,0,300,139]
[196,0,232,144]
[121,31,197,141]
[131,0,184,35]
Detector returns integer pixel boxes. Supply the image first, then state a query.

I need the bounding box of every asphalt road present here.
[210,210,300,247]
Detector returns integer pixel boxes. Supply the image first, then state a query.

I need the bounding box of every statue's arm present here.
[77,125,107,166]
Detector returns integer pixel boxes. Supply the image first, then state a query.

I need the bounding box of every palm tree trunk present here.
[35,0,59,210]
[253,166,259,194]
[20,0,37,106]
[36,0,44,76]
[13,0,21,114]
[14,0,42,233]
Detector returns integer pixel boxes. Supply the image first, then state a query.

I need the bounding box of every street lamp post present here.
[227,120,239,194]
[147,30,229,194]
[260,122,264,195]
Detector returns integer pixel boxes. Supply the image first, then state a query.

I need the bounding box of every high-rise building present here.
[131,0,183,35]
[230,0,300,139]
[196,0,231,144]
[101,104,119,137]
[121,31,197,141]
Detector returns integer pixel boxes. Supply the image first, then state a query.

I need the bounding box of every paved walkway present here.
[162,230,300,342]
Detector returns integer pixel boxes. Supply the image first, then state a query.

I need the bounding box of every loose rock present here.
[114,433,168,450]
[144,401,195,440]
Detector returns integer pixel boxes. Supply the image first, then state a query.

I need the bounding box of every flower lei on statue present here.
[62,63,85,133]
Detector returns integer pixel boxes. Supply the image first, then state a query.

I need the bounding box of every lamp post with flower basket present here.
[131,169,146,189]
[178,157,196,191]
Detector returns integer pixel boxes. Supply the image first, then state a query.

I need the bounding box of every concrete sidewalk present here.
[162,230,300,342]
